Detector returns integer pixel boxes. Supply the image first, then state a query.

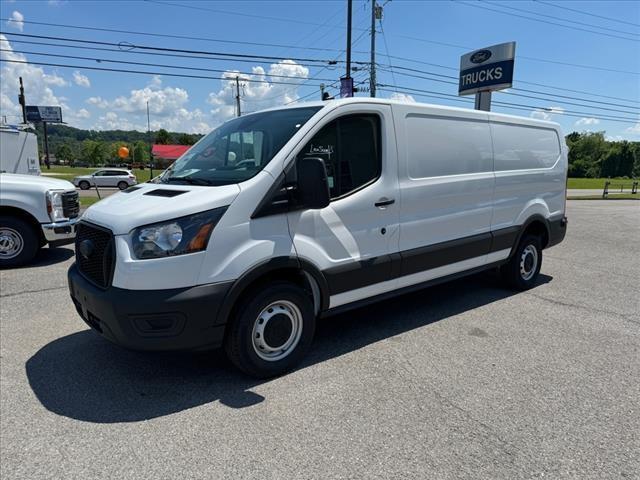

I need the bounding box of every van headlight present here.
[130,207,227,260]
[46,190,66,222]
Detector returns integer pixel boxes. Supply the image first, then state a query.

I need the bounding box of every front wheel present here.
[500,234,543,290]
[0,216,40,268]
[224,282,316,378]
[79,180,90,190]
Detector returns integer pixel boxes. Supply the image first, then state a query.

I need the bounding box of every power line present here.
[376,65,639,113]
[1,48,339,83]
[0,31,355,65]
[391,33,639,75]
[2,37,343,70]
[456,1,640,43]
[3,14,636,75]
[378,84,639,123]
[144,0,369,32]
[534,0,640,28]
[379,87,638,125]
[482,1,639,37]
[0,58,326,87]
[378,54,640,102]
[0,17,347,53]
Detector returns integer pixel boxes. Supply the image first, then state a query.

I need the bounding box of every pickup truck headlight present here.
[46,190,66,222]
[130,207,227,260]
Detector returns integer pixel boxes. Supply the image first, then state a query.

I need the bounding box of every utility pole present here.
[147,100,153,179]
[18,77,27,123]
[43,121,50,170]
[320,83,325,100]
[346,0,353,80]
[370,1,377,97]
[235,76,242,117]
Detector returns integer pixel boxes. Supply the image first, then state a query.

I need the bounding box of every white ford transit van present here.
[68,98,567,377]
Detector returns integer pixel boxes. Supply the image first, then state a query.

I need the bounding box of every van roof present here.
[255,97,562,129]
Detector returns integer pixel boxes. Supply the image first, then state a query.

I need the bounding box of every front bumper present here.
[68,263,233,351]
[42,217,80,247]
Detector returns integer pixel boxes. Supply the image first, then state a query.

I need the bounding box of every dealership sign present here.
[459,42,515,96]
[25,105,63,123]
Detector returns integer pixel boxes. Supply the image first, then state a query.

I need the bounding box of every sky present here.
[0,0,638,139]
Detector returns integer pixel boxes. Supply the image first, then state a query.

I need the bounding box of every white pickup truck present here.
[0,124,80,267]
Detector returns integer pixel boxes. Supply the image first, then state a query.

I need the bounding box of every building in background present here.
[151,144,190,168]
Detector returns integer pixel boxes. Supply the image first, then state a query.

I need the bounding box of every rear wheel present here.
[0,216,39,268]
[224,282,316,378]
[117,181,128,190]
[79,180,90,190]
[500,234,542,290]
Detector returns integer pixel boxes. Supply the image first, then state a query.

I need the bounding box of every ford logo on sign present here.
[470,50,492,64]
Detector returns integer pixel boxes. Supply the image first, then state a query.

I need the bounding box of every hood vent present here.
[144,189,187,198]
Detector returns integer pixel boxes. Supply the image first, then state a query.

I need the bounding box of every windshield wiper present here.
[165,176,213,186]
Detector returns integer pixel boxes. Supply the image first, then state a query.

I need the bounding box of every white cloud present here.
[43,73,68,87]
[624,122,640,135]
[207,60,309,125]
[86,96,108,108]
[389,92,416,103]
[73,71,90,88]
[575,117,600,127]
[6,11,24,32]
[530,106,564,121]
[76,108,90,119]
[0,34,66,122]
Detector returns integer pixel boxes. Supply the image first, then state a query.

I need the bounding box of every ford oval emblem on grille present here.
[79,239,94,259]
[470,49,492,64]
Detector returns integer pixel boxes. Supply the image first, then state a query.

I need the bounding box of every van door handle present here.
[374,198,395,208]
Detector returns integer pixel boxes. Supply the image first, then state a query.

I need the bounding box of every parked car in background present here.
[72,168,137,190]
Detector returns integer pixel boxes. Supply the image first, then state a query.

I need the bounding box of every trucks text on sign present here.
[459,42,515,96]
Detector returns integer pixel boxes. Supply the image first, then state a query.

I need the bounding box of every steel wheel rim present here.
[252,300,303,362]
[0,228,24,260]
[520,245,538,281]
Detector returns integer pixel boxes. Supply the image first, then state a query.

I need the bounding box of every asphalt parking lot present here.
[1,200,638,479]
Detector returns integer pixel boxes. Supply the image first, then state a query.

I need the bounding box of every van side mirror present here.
[297,157,330,209]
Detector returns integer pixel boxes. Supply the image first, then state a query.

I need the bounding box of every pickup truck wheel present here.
[0,217,39,268]
[224,282,316,378]
[500,234,542,291]
[117,181,128,190]
[79,181,90,190]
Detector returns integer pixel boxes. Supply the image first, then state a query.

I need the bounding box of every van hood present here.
[82,182,241,235]
[0,173,75,191]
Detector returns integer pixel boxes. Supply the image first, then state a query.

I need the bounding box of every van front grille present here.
[75,222,115,288]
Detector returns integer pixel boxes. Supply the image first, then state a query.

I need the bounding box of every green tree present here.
[155,129,172,145]
[81,140,107,166]
[132,141,149,164]
[55,142,75,166]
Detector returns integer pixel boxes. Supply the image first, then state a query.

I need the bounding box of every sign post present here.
[459,42,515,111]
[25,106,63,170]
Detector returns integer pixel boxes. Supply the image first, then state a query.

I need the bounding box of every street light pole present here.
[147,100,153,180]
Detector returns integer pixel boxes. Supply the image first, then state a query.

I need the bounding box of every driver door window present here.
[298,114,381,200]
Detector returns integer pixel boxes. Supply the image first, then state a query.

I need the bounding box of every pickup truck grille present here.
[62,191,80,219]
[75,222,115,288]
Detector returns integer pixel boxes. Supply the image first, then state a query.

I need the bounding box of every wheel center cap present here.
[263,314,294,349]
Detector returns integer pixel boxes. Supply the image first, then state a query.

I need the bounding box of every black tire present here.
[0,216,40,268]
[79,181,90,190]
[500,234,543,291]
[224,281,316,378]
[117,181,128,190]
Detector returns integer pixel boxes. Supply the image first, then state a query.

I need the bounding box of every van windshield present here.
[159,106,322,186]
